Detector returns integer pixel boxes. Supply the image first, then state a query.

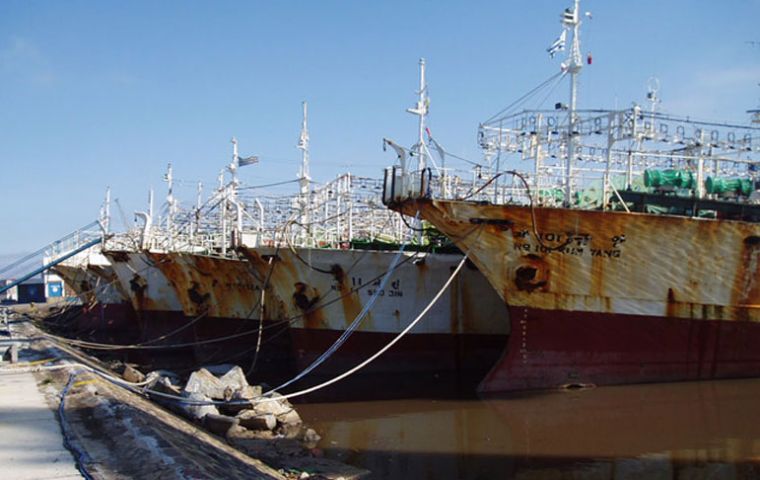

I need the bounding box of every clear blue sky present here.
[1,0,758,254]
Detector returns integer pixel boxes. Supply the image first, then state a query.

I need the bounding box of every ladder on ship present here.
[0,221,105,296]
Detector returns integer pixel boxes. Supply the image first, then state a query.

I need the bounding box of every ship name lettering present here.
[590,248,621,258]
[611,235,626,248]
[366,288,404,297]
[514,229,591,247]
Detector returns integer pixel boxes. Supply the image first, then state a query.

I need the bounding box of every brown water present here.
[298,379,760,479]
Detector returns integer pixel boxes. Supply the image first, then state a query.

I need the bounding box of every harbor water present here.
[297,378,760,479]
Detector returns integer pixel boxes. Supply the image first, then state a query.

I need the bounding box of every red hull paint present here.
[189,315,294,372]
[130,310,294,375]
[58,302,138,344]
[480,307,760,392]
[289,328,507,397]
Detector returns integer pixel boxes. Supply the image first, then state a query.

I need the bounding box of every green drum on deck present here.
[705,177,753,197]
[538,188,564,203]
[644,169,697,189]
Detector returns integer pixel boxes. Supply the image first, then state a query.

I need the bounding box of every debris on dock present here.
[2,308,368,480]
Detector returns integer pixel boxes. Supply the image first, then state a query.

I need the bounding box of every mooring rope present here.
[270,212,421,392]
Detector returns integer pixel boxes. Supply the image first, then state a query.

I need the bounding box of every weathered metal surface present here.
[86,263,132,305]
[52,264,99,305]
[53,256,136,341]
[239,245,509,389]
[152,253,278,321]
[102,250,190,347]
[399,200,760,321]
[144,252,294,370]
[392,199,760,391]
[54,258,129,307]
[240,246,509,336]
[104,251,183,314]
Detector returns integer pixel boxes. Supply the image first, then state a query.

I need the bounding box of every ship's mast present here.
[102,187,111,236]
[297,101,311,246]
[564,0,583,205]
[749,83,760,124]
[407,58,429,172]
[164,163,175,249]
[405,59,429,242]
[220,138,241,255]
[298,101,311,195]
[230,137,240,196]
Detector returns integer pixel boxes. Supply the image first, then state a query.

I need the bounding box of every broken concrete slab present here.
[219,366,249,390]
[220,398,254,417]
[302,428,321,449]
[204,413,240,436]
[122,364,145,384]
[252,393,293,417]
[237,410,277,431]
[277,409,302,427]
[180,392,219,420]
[237,385,263,399]
[149,376,182,396]
[184,368,227,399]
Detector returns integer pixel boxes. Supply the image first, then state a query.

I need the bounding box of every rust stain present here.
[666,287,677,319]
[293,282,325,329]
[732,236,760,309]
[329,263,363,329]
[393,198,760,323]
[87,264,130,302]
[128,273,148,310]
[54,265,98,305]
[513,254,549,293]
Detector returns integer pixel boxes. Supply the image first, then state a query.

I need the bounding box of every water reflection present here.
[298,379,760,479]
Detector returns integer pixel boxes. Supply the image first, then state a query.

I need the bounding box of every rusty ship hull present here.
[392,199,760,392]
[240,246,510,394]
[103,250,189,351]
[53,259,136,342]
[147,252,293,374]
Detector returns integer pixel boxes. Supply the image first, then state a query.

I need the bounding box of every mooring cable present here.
[262,253,469,400]
[270,212,421,392]
[38,241,426,352]
[5,247,467,413]
[96,251,472,407]
[59,372,95,480]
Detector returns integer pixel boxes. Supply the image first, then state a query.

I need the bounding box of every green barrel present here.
[705,177,753,196]
[644,169,696,189]
[538,188,564,203]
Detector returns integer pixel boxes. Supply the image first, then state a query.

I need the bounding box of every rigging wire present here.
[483,71,565,125]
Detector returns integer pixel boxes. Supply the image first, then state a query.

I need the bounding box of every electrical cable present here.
[58,372,95,480]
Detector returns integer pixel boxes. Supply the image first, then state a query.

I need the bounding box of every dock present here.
[0,336,81,480]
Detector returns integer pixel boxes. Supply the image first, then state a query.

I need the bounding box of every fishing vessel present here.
[234,95,509,395]
[102,169,204,352]
[383,0,760,392]
[46,199,136,342]
[52,251,134,341]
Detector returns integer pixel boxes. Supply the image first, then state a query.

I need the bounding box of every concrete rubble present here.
[2,306,368,480]
[137,363,366,479]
